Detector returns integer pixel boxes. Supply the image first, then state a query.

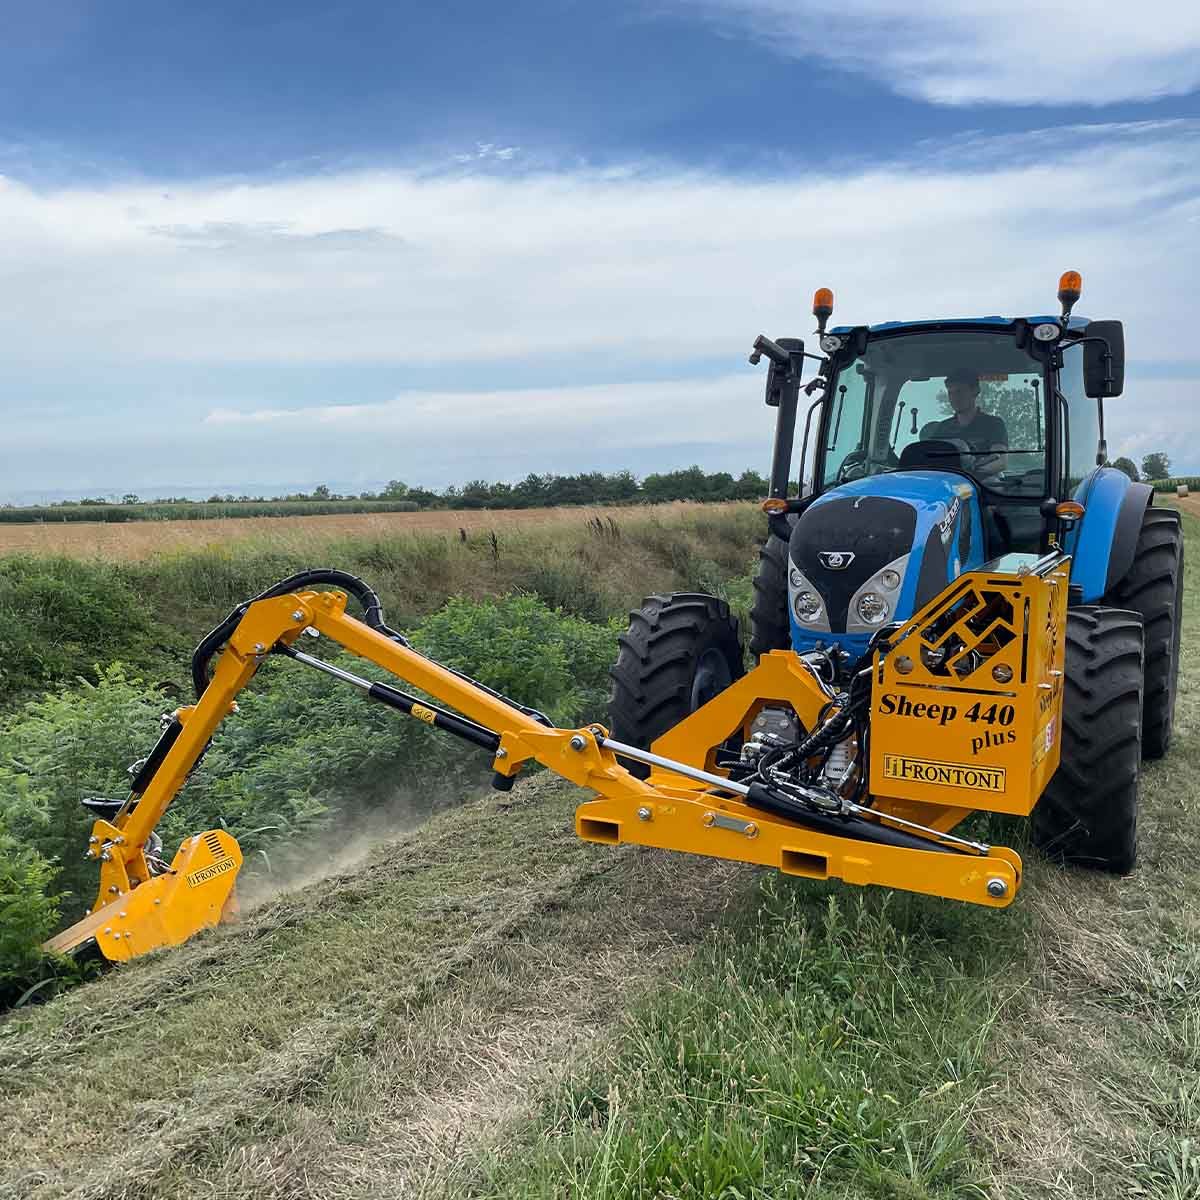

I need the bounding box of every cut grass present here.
[0,775,748,1200]
[464,881,1022,1199]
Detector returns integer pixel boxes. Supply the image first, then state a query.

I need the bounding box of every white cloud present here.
[201,376,750,444]
[0,120,1197,493]
[0,122,1196,370]
[674,0,1200,106]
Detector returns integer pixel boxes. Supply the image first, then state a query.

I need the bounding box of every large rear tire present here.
[1032,606,1143,873]
[1103,506,1183,759]
[750,534,792,659]
[608,593,743,777]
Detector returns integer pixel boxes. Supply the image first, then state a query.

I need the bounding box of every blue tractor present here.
[611,273,1183,874]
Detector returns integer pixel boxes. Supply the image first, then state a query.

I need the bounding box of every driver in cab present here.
[919,368,1008,480]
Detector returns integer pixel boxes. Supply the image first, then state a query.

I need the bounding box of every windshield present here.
[819,330,1048,498]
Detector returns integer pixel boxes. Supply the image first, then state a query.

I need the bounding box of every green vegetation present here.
[0,556,168,695]
[473,883,1015,1198]
[417,594,621,725]
[0,814,66,1008]
[1149,475,1200,493]
[2,466,770,523]
[0,505,759,706]
[1109,455,1139,482]
[0,497,424,524]
[0,505,757,1001]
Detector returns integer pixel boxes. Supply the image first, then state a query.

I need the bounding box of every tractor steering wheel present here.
[835,448,901,485]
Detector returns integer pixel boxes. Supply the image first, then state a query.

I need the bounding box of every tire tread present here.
[1032,606,1143,873]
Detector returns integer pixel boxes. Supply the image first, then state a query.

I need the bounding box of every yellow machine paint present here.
[47,554,1070,964]
[869,558,1069,818]
[44,830,241,963]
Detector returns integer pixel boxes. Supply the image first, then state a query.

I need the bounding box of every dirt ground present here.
[1173,491,1199,518]
[0,503,710,561]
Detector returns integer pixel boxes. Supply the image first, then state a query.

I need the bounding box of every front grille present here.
[791,497,917,632]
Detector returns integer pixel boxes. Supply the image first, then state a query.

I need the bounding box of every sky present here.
[1,0,1198,503]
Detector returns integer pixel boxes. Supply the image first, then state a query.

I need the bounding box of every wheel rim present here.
[691,647,733,711]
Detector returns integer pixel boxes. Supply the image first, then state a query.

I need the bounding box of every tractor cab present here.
[817,322,1056,552]
[753,274,1131,662]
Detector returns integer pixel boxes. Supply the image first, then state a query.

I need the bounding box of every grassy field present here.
[0,506,1195,1199]
[0,503,760,703]
[0,501,732,562]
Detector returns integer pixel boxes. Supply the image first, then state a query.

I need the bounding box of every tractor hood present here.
[787,472,986,659]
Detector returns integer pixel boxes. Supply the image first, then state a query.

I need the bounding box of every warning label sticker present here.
[882,754,1006,793]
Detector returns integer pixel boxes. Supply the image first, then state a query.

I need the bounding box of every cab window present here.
[818,330,1049,498]
[1059,344,1101,492]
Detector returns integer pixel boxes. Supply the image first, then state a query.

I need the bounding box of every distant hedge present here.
[1148,477,1200,493]
[0,499,423,524]
[0,466,772,524]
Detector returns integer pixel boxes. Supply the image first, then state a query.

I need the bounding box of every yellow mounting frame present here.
[50,561,1071,962]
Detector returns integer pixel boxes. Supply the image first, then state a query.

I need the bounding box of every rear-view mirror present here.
[1084,320,1124,398]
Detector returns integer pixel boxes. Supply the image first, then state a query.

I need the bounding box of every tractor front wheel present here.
[750,533,792,659]
[1032,606,1143,873]
[608,593,743,777]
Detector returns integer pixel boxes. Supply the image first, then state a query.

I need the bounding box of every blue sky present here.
[2,0,1199,501]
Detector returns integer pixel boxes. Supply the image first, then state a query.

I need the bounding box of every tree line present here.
[35,466,772,513]
[1107,453,1171,483]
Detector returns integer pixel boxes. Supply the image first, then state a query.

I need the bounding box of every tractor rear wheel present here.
[1103,506,1183,759]
[608,593,743,777]
[1032,606,1143,873]
[750,534,792,659]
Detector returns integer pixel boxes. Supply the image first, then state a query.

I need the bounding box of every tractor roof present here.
[830,315,1090,335]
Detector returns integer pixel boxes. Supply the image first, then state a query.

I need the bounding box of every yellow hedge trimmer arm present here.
[49,570,1036,964]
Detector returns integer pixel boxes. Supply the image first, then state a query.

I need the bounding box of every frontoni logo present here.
[817,551,855,570]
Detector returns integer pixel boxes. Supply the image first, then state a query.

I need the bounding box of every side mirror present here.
[1083,320,1124,398]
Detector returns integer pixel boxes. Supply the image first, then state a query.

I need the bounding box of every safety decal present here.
[410,703,437,724]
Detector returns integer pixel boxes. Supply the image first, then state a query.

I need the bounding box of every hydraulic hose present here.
[192,568,403,700]
[743,781,955,854]
[190,568,553,727]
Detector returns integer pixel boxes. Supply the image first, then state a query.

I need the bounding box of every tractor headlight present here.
[787,561,830,632]
[856,593,890,625]
[794,590,823,621]
[847,553,910,634]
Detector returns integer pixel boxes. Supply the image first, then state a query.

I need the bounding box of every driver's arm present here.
[974,417,1009,479]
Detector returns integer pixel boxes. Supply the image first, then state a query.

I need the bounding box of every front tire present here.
[608,593,743,777]
[1103,506,1183,759]
[1032,606,1143,873]
[750,534,792,659]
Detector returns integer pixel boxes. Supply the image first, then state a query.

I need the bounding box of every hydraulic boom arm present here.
[48,572,1024,963]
